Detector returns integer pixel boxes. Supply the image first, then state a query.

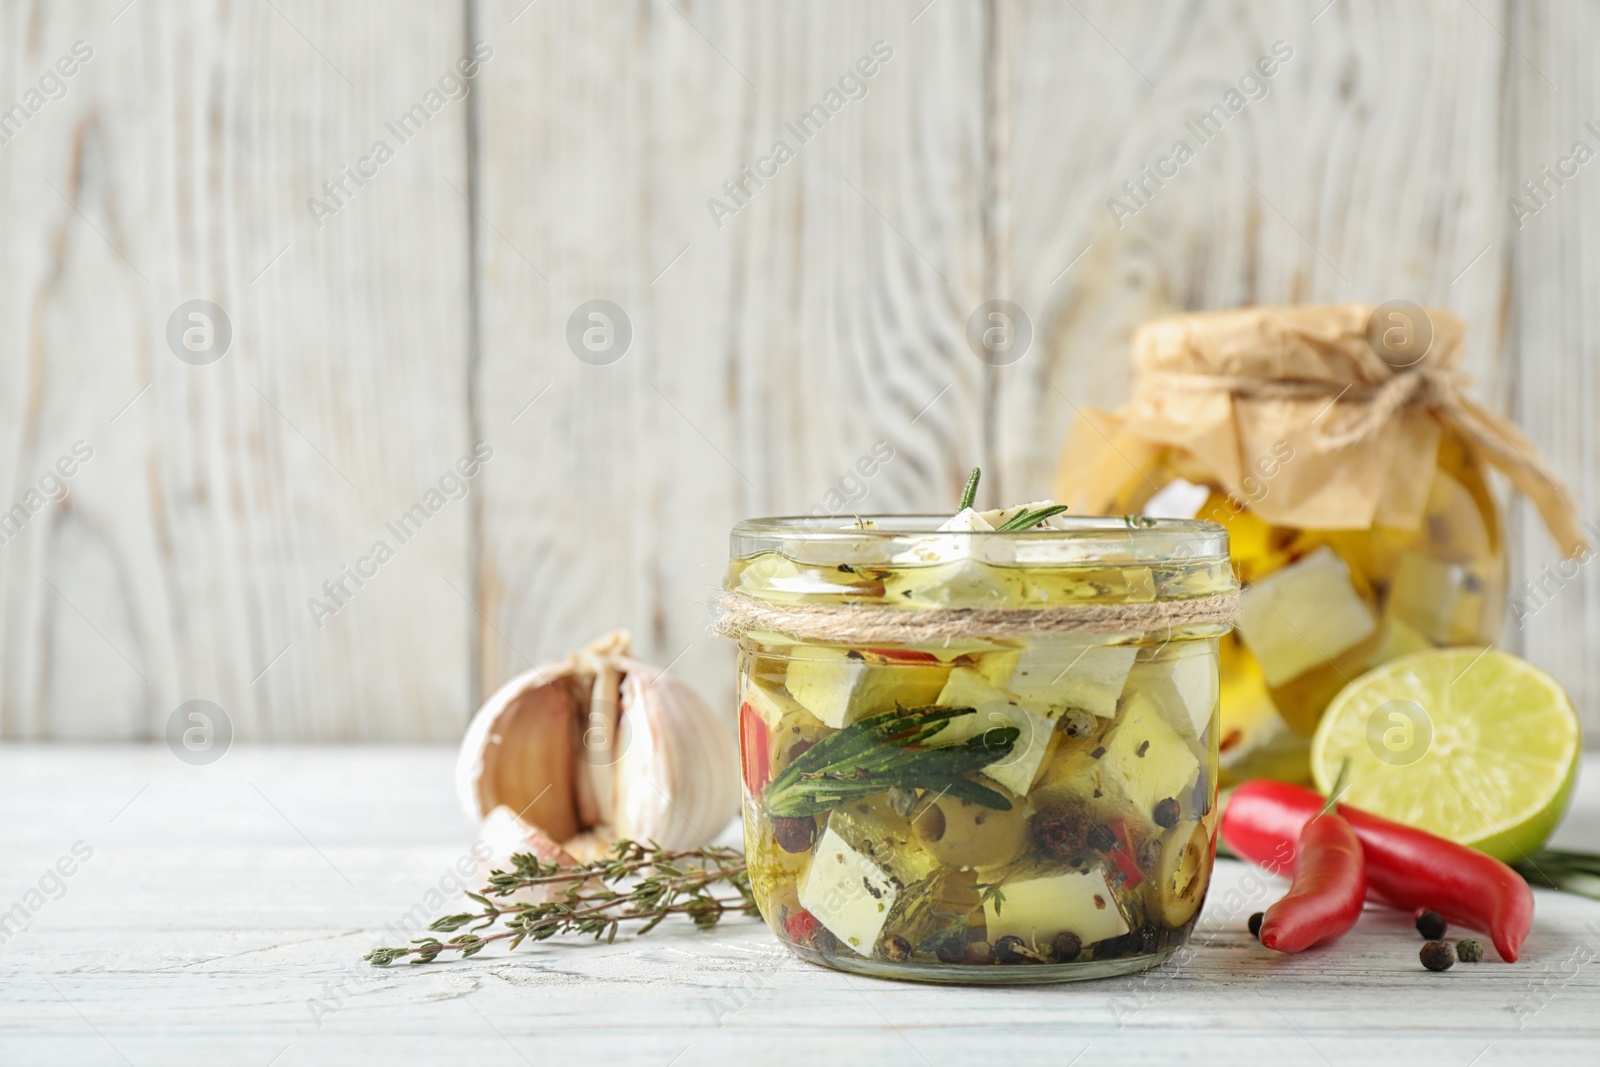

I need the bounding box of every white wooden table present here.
[3,747,1597,1065]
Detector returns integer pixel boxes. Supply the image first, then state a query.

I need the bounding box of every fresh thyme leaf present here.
[994,504,1070,532]
[764,704,1018,818]
[958,467,981,512]
[363,841,755,966]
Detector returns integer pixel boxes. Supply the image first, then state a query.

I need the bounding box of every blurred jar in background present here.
[1056,303,1585,785]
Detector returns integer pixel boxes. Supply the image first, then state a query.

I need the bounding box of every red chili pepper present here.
[739,702,770,795]
[1257,811,1365,952]
[864,647,942,664]
[1107,820,1144,888]
[1221,780,1534,962]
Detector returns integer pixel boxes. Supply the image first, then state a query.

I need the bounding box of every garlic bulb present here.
[457,631,739,860]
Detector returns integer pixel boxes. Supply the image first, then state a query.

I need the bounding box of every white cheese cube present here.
[1101,697,1200,818]
[933,669,1055,795]
[983,866,1130,946]
[743,679,804,730]
[799,826,902,954]
[1141,478,1212,520]
[1236,547,1376,687]
[1010,644,1138,719]
[1123,650,1218,740]
[1385,553,1484,645]
[783,645,945,729]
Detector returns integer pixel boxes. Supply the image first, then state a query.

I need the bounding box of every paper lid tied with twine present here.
[1054,303,1587,559]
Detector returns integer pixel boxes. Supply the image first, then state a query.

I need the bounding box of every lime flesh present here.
[1310,648,1580,863]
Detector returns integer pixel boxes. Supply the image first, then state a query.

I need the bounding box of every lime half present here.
[1311,648,1581,863]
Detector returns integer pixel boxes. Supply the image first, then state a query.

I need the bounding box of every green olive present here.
[913,791,1027,869]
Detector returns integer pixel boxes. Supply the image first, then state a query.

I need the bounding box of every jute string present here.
[709,589,1241,644]
[1147,364,1588,557]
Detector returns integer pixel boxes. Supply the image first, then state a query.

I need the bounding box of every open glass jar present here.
[715,515,1238,984]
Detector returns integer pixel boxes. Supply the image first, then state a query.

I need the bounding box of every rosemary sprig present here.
[994,504,1071,531]
[958,467,981,511]
[764,704,1019,817]
[364,841,755,966]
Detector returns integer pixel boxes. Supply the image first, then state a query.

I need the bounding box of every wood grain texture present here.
[1,0,1597,740]
[0,1,475,740]
[2,746,1597,1064]
[1504,0,1600,730]
[470,0,990,718]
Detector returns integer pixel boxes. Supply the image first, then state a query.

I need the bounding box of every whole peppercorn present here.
[992,935,1031,964]
[1152,797,1181,829]
[1415,910,1447,940]
[1456,937,1485,963]
[1029,804,1091,861]
[1248,912,1264,939]
[1087,824,1118,852]
[772,815,818,854]
[936,936,967,964]
[1420,940,1455,972]
[1051,931,1082,962]
[881,934,913,962]
[811,926,840,955]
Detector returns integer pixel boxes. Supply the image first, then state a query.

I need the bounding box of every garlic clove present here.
[457,664,585,842]
[477,804,581,904]
[612,660,740,850]
[457,631,739,858]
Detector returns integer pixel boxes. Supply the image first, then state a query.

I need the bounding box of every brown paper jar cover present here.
[1054,303,1584,783]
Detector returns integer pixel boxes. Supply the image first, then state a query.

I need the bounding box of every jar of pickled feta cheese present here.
[712,513,1239,984]
[1056,304,1587,785]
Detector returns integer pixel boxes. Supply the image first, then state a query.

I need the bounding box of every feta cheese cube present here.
[933,669,1055,795]
[1123,649,1218,740]
[984,643,1137,719]
[1101,697,1200,818]
[983,866,1130,946]
[1237,547,1377,687]
[799,826,903,954]
[743,679,804,730]
[784,645,945,729]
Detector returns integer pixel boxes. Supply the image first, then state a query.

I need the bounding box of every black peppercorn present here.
[1030,804,1091,861]
[1087,824,1118,851]
[1051,931,1082,962]
[881,934,912,962]
[1415,910,1447,940]
[1456,938,1484,963]
[1420,940,1454,972]
[936,936,967,964]
[772,815,818,854]
[1248,912,1264,939]
[993,935,1031,964]
[1152,796,1181,829]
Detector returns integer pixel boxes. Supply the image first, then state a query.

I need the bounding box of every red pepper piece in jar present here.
[739,702,771,794]
[863,647,942,664]
[1221,780,1534,963]
[1257,811,1365,952]
[783,909,821,944]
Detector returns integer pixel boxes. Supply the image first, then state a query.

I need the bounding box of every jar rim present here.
[730,514,1232,570]
[734,514,1223,539]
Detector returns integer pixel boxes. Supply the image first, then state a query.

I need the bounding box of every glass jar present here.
[718,515,1237,984]
[1109,432,1505,785]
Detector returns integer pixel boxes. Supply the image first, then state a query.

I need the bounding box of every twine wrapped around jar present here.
[709,588,1241,644]
[1055,304,1587,558]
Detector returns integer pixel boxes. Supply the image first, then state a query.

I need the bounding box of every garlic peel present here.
[457,632,738,859]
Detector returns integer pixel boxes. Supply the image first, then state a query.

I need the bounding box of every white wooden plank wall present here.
[1,0,1596,742]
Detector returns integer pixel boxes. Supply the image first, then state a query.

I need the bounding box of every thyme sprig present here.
[764,704,1019,817]
[364,841,755,966]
